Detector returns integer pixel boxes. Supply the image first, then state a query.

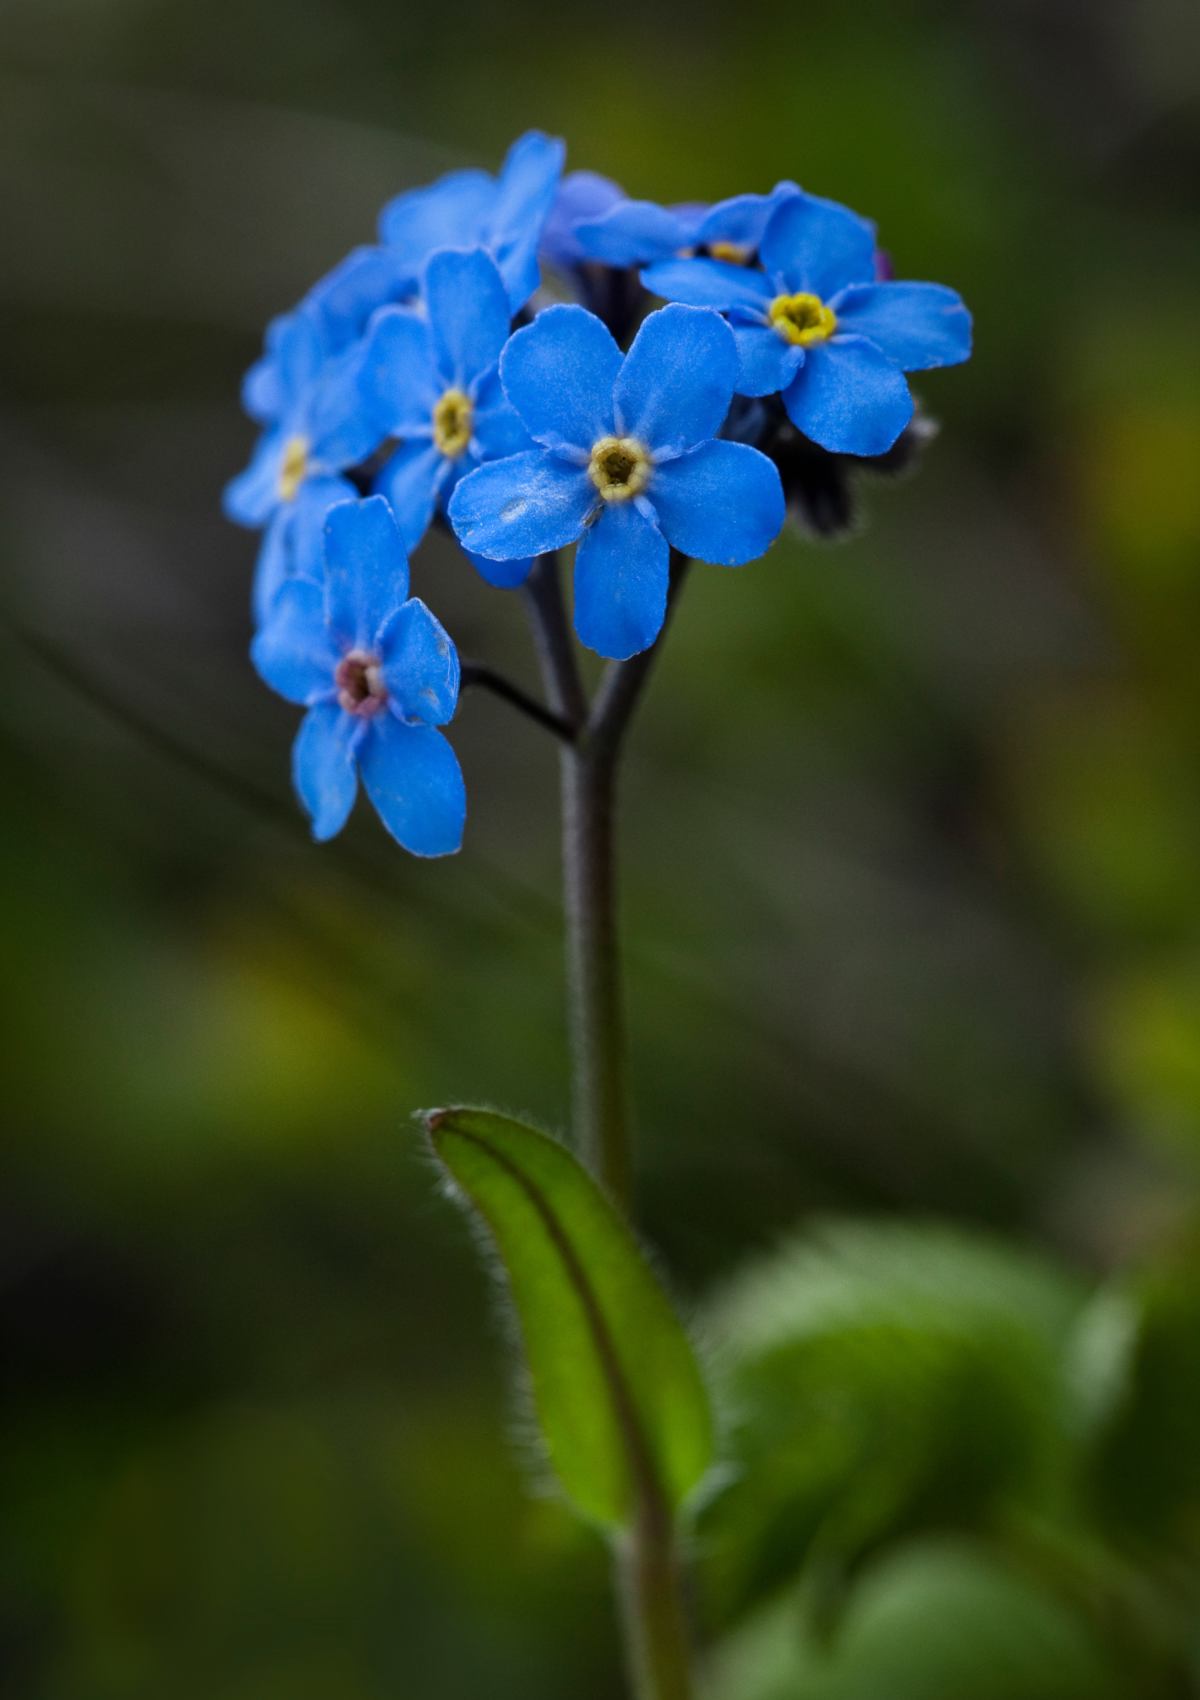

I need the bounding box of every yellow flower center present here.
[278,434,310,503]
[707,240,753,265]
[432,388,474,459]
[768,292,837,346]
[587,435,652,503]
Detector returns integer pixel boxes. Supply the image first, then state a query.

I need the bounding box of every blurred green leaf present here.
[425,1108,713,1529]
[701,1221,1087,1617]
[1085,1236,1200,1569]
[706,1540,1119,1700]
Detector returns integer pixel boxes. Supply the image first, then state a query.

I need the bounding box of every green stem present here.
[617,1502,696,1700]
[524,549,696,1700]
[560,730,631,1203]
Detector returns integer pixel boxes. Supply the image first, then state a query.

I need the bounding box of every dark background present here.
[3,2,1199,1695]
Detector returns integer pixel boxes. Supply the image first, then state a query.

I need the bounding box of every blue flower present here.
[448,303,786,660]
[225,310,381,621]
[378,131,564,312]
[251,495,466,856]
[360,248,533,587]
[642,189,972,457]
[540,170,625,272]
[572,198,708,268]
[573,182,797,269]
[303,244,415,354]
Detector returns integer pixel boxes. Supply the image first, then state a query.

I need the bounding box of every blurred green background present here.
[3,1,1200,1695]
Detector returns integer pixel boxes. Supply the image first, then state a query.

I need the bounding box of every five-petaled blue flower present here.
[379,131,564,313]
[225,310,380,621]
[573,182,796,269]
[643,189,972,457]
[448,303,786,660]
[251,495,466,856]
[360,248,532,586]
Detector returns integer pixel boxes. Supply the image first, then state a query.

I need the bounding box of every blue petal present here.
[573,504,670,660]
[306,245,405,352]
[732,322,804,397]
[449,450,594,559]
[374,440,442,551]
[540,170,624,269]
[472,370,532,459]
[425,247,512,388]
[359,719,465,856]
[289,474,358,580]
[782,335,913,455]
[760,190,877,299]
[488,130,565,309]
[831,281,972,371]
[463,546,534,589]
[323,495,410,649]
[252,474,357,626]
[614,305,737,457]
[306,343,382,470]
[242,351,284,424]
[293,702,360,841]
[360,307,437,437]
[574,199,694,266]
[271,310,326,409]
[378,597,460,725]
[241,309,319,424]
[696,181,798,251]
[224,427,286,527]
[379,169,495,266]
[651,440,785,565]
[251,578,337,704]
[500,305,620,453]
[640,256,774,315]
[251,509,291,625]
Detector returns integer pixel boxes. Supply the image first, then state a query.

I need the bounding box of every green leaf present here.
[706,1539,1121,1700]
[700,1220,1088,1618]
[424,1107,713,1529]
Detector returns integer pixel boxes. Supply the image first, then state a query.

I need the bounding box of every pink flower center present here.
[335,649,388,717]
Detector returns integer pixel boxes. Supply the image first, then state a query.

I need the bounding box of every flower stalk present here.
[525,548,696,1700]
[616,1503,696,1700]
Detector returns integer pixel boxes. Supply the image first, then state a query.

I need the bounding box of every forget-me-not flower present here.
[251,495,466,855]
[573,182,797,269]
[379,131,564,312]
[225,311,381,620]
[360,248,532,586]
[539,170,625,272]
[448,303,786,660]
[643,189,972,457]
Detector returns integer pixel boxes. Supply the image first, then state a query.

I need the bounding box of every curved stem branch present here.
[460,660,576,743]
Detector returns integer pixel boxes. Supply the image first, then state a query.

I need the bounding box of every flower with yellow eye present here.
[379,130,564,314]
[224,308,380,622]
[449,303,784,661]
[570,181,796,269]
[643,188,972,457]
[361,247,535,589]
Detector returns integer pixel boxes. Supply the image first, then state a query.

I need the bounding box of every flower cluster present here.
[227,133,971,852]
